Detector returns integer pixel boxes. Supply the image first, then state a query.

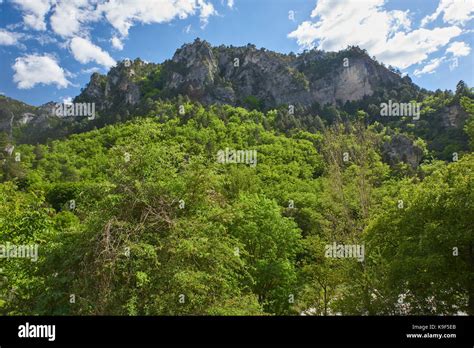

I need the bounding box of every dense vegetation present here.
[0,86,473,315]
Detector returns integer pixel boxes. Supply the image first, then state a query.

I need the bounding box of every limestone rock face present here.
[156,40,407,109]
[72,39,415,115]
[0,95,44,135]
[105,63,141,106]
[442,104,469,128]
[382,134,424,169]
[80,62,141,111]
[77,38,364,113]
[168,38,218,91]
[18,112,35,125]
[82,73,105,101]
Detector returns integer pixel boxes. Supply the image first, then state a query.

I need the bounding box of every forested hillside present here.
[1,91,473,315]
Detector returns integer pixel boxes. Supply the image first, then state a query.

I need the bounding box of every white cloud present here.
[376,26,462,69]
[70,37,116,68]
[0,29,22,46]
[81,66,101,74]
[10,0,218,51]
[97,0,216,36]
[198,0,217,28]
[50,0,101,38]
[12,54,71,89]
[421,0,474,27]
[389,10,412,33]
[445,41,471,71]
[288,0,463,69]
[11,0,52,31]
[111,36,124,50]
[446,41,471,57]
[288,21,319,49]
[31,33,58,46]
[227,0,234,9]
[290,0,410,52]
[413,57,445,77]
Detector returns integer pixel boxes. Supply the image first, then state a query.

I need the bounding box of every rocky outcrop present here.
[75,39,413,113]
[105,61,141,106]
[382,134,424,169]
[0,95,41,136]
[0,96,72,141]
[80,72,106,104]
[77,60,142,111]
[441,104,469,128]
[161,39,406,108]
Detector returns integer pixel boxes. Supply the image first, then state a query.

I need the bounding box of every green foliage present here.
[0,101,472,316]
[462,96,474,150]
[243,95,264,111]
[362,155,474,314]
[229,194,301,314]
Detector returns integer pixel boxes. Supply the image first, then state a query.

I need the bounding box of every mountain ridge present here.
[0,39,471,166]
[77,38,419,113]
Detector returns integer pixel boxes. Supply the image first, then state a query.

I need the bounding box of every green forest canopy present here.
[0,94,473,315]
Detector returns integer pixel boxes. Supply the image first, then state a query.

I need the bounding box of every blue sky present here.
[0,0,473,106]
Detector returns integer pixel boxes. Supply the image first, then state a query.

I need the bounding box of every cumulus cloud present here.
[70,37,116,68]
[110,36,124,50]
[288,21,319,49]
[0,29,22,45]
[227,0,234,9]
[10,0,218,58]
[413,57,445,77]
[12,54,71,89]
[98,0,216,36]
[11,0,52,31]
[289,0,411,52]
[421,0,474,27]
[446,41,471,57]
[444,41,471,71]
[198,0,217,27]
[288,0,464,69]
[50,0,100,38]
[375,26,462,69]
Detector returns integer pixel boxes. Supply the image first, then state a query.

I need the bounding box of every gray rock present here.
[382,134,424,169]
[441,104,469,128]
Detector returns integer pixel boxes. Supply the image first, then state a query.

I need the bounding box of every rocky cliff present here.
[0,96,54,139]
[76,38,415,112]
